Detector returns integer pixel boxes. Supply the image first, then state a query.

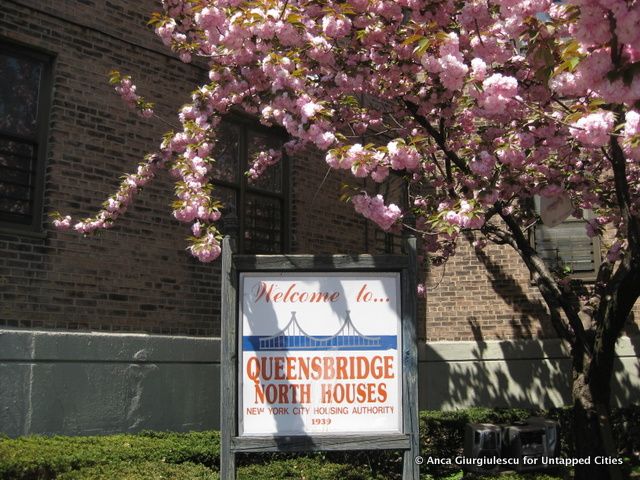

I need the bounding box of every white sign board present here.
[239,272,402,436]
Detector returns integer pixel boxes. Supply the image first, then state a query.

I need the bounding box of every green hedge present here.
[0,431,219,480]
[1,407,637,480]
[237,457,387,480]
[56,461,219,480]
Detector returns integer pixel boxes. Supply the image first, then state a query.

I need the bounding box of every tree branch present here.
[481,223,515,245]
[610,122,640,255]
[403,100,471,175]
[497,206,591,349]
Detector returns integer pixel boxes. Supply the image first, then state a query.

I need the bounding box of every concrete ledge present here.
[1,329,638,437]
[420,337,640,410]
[0,330,220,437]
[419,336,639,362]
[0,329,220,363]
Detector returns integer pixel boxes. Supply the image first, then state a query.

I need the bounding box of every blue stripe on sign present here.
[242,335,398,351]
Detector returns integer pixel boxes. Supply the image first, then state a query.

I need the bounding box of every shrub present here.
[0,406,637,480]
[236,457,387,480]
[0,431,220,480]
[56,461,218,480]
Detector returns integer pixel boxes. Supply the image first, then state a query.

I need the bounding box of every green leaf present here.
[401,33,424,46]
[413,38,431,56]
[567,56,581,71]
[564,111,584,124]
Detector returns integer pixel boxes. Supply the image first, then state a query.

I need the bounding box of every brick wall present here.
[291,147,369,254]
[425,231,640,341]
[0,0,220,335]
[426,233,552,341]
[1,0,636,343]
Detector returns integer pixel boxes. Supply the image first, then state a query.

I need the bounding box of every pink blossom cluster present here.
[188,232,222,263]
[496,147,526,169]
[171,147,222,224]
[297,96,324,124]
[469,151,496,178]
[325,144,382,179]
[421,33,469,91]
[620,111,640,161]
[112,74,154,118]
[443,200,485,230]
[52,215,72,230]
[387,141,421,171]
[569,111,614,148]
[54,0,640,270]
[352,193,402,231]
[67,155,163,235]
[476,74,519,117]
[248,149,282,181]
[155,18,177,46]
[549,3,640,106]
[322,15,352,39]
[325,139,424,183]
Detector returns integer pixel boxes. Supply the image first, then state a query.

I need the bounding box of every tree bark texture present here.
[572,339,622,480]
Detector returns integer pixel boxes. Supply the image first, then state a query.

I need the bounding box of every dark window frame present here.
[0,40,53,234]
[214,114,290,254]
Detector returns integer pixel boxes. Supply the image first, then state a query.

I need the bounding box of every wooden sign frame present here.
[220,236,419,479]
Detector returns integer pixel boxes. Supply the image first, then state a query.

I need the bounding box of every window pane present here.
[244,194,282,254]
[375,230,402,254]
[533,196,596,274]
[0,52,43,138]
[212,185,237,214]
[0,138,36,223]
[211,123,240,183]
[247,130,282,193]
[535,221,595,273]
[211,185,238,236]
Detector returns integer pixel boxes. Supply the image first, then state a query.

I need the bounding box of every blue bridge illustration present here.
[257,311,382,350]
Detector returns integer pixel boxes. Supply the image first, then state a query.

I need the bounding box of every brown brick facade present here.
[1,0,637,342]
[425,232,640,342]
[425,235,553,341]
[1,0,219,335]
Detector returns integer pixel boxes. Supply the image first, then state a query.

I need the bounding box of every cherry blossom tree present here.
[53,0,640,476]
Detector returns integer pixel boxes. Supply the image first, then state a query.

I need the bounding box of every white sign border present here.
[237,271,403,437]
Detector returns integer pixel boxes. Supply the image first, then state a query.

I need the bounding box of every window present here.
[212,117,288,254]
[532,197,601,279]
[375,229,403,254]
[0,42,52,231]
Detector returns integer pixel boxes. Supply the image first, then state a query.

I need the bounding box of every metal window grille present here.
[212,117,288,253]
[532,197,601,278]
[0,43,52,230]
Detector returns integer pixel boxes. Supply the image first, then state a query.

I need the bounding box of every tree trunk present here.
[491,207,636,480]
[572,345,622,480]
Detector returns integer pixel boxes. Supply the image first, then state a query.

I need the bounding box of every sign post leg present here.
[402,236,420,480]
[220,451,235,480]
[221,236,237,480]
